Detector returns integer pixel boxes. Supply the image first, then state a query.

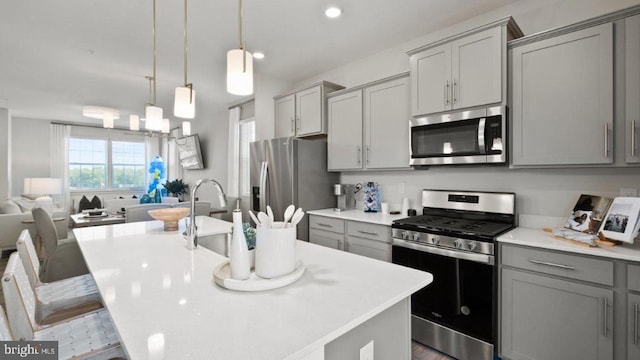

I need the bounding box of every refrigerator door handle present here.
[264,161,270,211]
[259,161,267,212]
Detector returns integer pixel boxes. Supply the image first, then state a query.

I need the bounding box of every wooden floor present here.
[412,341,455,360]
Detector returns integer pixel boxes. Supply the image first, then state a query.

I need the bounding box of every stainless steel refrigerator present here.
[250,137,338,241]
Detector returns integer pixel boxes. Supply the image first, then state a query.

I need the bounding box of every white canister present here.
[255,222,297,278]
[401,198,410,216]
[381,202,389,214]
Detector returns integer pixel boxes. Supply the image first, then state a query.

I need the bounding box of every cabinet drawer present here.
[347,221,391,244]
[309,215,345,234]
[501,244,613,286]
[629,264,640,292]
[309,229,344,250]
[346,236,391,262]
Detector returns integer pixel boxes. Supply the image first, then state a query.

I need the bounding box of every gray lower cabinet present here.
[501,268,613,360]
[629,293,640,359]
[308,214,391,262]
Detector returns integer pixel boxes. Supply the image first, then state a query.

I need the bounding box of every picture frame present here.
[564,194,613,235]
[598,197,640,243]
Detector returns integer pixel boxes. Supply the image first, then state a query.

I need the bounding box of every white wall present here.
[0,108,11,199]
[10,117,50,196]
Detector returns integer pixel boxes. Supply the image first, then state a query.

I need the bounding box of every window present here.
[69,137,146,191]
[238,120,256,196]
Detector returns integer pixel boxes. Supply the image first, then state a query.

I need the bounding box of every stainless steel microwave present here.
[409,106,506,166]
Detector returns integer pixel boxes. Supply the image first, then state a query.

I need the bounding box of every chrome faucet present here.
[185,178,228,250]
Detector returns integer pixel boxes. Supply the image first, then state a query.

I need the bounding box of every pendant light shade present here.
[145,105,163,131]
[103,112,114,129]
[161,118,171,134]
[174,86,195,118]
[227,49,253,96]
[227,0,253,96]
[182,120,191,136]
[129,114,140,131]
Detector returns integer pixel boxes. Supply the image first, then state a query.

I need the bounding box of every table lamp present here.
[23,177,62,201]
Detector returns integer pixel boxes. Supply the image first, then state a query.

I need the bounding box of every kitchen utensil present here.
[249,210,261,227]
[257,212,271,228]
[291,209,305,226]
[266,206,274,224]
[282,205,295,228]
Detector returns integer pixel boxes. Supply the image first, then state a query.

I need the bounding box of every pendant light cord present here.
[152,0,158,105]
[183,0,188,86]
[238,0,247,72]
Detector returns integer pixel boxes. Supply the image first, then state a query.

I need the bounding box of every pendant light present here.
[182,121,191,136]
[161,119,171,134]
[174,0,196,118]
[146,0,163,129]
[227,0,253,96]
[129,114,140,131]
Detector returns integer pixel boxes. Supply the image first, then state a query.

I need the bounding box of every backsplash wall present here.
[340,167,640,218]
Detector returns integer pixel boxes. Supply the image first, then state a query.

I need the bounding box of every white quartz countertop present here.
[73,217,432,360]
[497,227,640,262]
[307,208,408,226]
[192,215,232,237]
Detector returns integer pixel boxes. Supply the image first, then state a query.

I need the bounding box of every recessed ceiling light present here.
[325,7,342,18]
[253,52,265,59]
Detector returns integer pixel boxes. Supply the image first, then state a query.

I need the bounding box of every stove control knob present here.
[454,239,463,249]
[401,231,409,240]
[432,236,440,245]
[412,233,420,241]
[468,241,478,251]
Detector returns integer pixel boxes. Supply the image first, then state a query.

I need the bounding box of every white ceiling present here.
[0,0,524,127]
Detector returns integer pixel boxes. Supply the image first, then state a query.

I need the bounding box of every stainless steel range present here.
[392,190,515,360]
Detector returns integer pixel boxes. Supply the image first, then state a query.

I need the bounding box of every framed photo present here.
[564,194,613,235]
[598,197,640,243]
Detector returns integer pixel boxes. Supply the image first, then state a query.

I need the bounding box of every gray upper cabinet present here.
[327,90,363,170]
[274,81,343,139]
[328,73,411,171]
[501,268,613,360]
[408,18,521,117]
[510,23,614,166]
[626,14,640,163]
[275,94,295,138]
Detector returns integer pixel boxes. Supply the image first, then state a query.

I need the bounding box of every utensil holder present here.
[255,222,296,279]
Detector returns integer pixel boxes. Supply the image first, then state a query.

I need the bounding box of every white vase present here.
[230,210,251,280]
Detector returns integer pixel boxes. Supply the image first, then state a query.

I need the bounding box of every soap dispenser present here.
[230,209,251,280]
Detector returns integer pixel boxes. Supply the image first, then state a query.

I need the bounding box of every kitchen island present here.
[73,217,432,359]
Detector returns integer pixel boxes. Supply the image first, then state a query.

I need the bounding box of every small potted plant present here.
[164,179,189,201]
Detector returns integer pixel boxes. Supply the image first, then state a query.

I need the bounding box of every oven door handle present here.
[392,238,494,265]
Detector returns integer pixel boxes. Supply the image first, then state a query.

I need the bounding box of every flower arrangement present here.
[242,223,256,250]
[164,179,189,197]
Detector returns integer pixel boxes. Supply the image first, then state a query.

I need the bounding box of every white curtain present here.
[50,124,70,212]
[227,106,241,198]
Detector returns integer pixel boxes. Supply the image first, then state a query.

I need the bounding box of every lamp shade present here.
[130,114,140,131]
[103,112,114,128]
[145,105,163,131]
[226,49,253,95]
[182,121,191,136]
[24,178,62,195]
[174,86,196,119]
[161,118,170,134]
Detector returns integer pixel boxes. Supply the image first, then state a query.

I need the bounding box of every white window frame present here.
[238,118,256,197]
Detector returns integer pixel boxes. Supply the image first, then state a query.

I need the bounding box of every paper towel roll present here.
[401,198,410,216]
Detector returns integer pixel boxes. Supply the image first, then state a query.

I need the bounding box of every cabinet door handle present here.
[339,239,344,251]
[366,146,370,165]
[344,239,349,251]
[358,230,378,236]
[528,259,575,270]
[316,223,333,228]
[634,303,639,345]
[632,120,637,157]
[296,117,301,130]
[603,297,608,337]
[445,81,450,105]
[291,117,295,134]
[453,78,457,104]
[604,123,609,158]
[357,146,362,165]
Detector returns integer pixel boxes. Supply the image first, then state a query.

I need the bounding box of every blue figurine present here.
[147,155,166,202]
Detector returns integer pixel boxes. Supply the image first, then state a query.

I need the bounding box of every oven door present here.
[392,240,495,343]
[409,106,505,166]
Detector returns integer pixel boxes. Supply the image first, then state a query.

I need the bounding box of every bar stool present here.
[16,230,102,323]
[2,253,125,359]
